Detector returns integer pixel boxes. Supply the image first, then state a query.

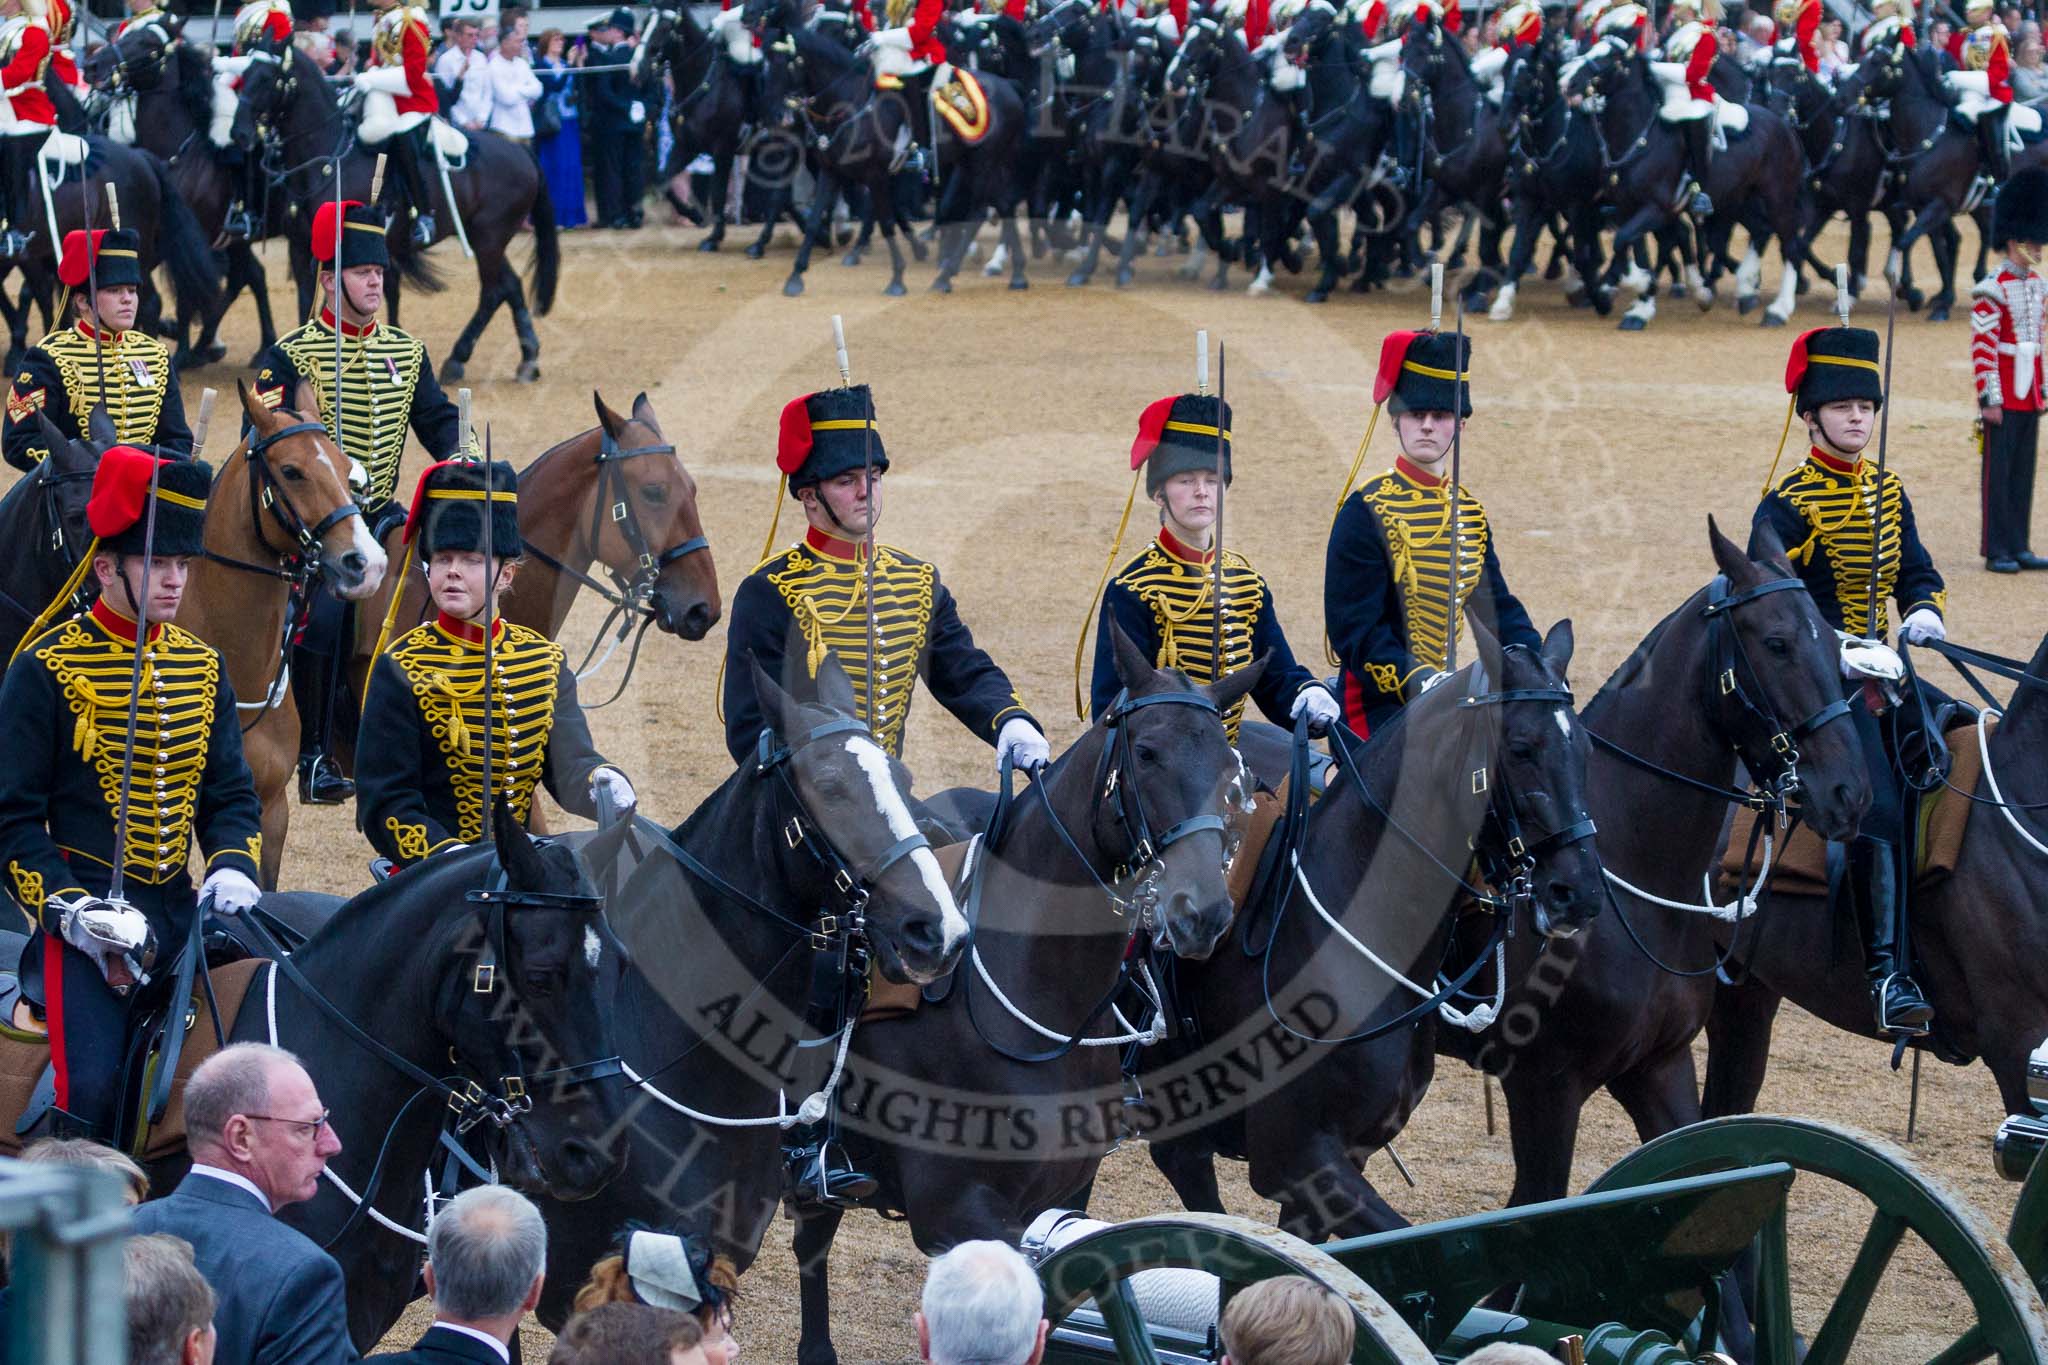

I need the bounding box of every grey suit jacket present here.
[131,1171,358,1365]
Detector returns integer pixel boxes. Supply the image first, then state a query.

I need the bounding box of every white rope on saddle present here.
[234,663,292,714]
[970,944,1167,1047]
[1290,851,1504,1033]
[1603,832,1774,923]
[1980,706,2048,858]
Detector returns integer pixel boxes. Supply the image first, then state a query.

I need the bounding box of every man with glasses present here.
[132,1043,356,1364]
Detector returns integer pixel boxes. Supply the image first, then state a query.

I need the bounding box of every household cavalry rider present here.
[0,0,78,258]
[210,0,294,240]
[1752,326,1948,1039]
[112,0,167,39]
[1654,0,1723,217]
[355,459,635,872]
[4,227,192,471]
[1325,328,1540,739]
[252,199,459,805]
[1086,391,1340,744]
[352,0,439,246]
[723,383,1048,1210]
[1859,0,1914,54]
[0,447,264,1143]
[1949,0,2020,183]
[1774,0,1820,72]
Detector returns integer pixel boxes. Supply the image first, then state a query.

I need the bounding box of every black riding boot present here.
[0,138,31,257]
[1851,836,1932,1036]
[222,149,259,242]
[399,123,437,247]
[292,597,354,806]
[1981,105,2013,183]
[782,945,877,1208]
[1684,116,1715,216]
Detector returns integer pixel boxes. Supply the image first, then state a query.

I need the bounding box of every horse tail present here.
[145,149,222,323]
[389,221,444,294]
[526,153,560,316]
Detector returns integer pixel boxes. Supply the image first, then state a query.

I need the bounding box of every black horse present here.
[1142,622,1604,1242]
[228,45,558,383]
[1060,8,1177,288]
[1279,0,1397,303]
[790,627,1267,1365]
[1437,521,1868,1223]
[1490,35,1606,318]
[1398,13,1511,308]
[1179,16,1297,292]
[923,17,1033,293]
[0,411,98,664]
[81,17,281,369]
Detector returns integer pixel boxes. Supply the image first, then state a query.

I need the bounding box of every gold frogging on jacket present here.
[768,541,935,757]
[1361,469,1489,675]
[1113,542,1265,741]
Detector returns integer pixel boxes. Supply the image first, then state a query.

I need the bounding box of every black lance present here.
[1212,340,1227,679]
[109,456,164,904]
[831,314,882,732]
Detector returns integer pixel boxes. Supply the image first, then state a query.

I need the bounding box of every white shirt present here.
[187,1164,272,1213]
[431,1322,511,1363]
[433,44,492,127]
[484,50,543,137]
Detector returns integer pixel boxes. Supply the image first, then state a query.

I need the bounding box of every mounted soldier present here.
[250,199,460,805]
[1949,0,2019,184]
[1652,0,1723,216]
[3,226,192,470]
[1325,328,1540,739]
[210,0,294,240]
[0,447,263,1143]
[0,0,78,257]
[1860,0,1914,55]
[355,459,635,872]
[351,0,439,246]
[1774,0,1819,72]
[1085,391,1338,744]
[1753,325,1948,1037]
[1973,165,2048,575]
[722,381,1048,1208]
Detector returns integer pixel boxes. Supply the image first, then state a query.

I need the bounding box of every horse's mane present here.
[790,20,861,75]
[1584,590,1696,718]
[1903,41,1959,105]
[173,42,216,133]
[2002,631,2048,733]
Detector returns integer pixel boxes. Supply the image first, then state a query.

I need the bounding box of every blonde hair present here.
[1218,1277,1354,1365]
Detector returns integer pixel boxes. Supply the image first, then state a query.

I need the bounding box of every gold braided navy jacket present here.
[1752,447,1946,636]
[1325,458,1539,736]
[722,527,1035,763]
[250,310,460,510]
[355,614,609,868]
[3,322,191,470]
[1090,528,1318,743]
[0,602,262,938]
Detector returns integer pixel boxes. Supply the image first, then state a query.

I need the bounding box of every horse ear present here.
[1746,515,1796,576]
[1108,618,1157,694]
[236,377,274,431]
[1208,650,1269,715]
[34,412,72,461]
[1708,513,1755,584]
[593,392,625,438]
[1467,615,1505,692]
[492,795,550,887]
[631,392,655,425]
[1540,619,1575,683]
[810,649,862,720]
[748,652,808,742]
[291,378,320,422]
[86,402,115,449]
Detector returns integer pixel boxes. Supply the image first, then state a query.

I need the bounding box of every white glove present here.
[1417,669,1454,695]
[1290,686,1342,731]
[1899,607,1946,647]
[57,896,152,989]
[589,765,638,819]
[354,66,412,94]
[212,53,254,76]
[1838,631,1906,683]
[628,99,646,124]
[996,717,1052,772]
[199,868,261,917]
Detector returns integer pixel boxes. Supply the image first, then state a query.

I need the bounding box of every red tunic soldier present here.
[1972,165,2048,572]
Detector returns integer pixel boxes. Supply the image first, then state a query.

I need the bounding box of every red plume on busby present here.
[778,393,818,476]
[88,446,212,557]
[1785,326,1882,412]
[311,201,356,264]
[1783,328,1822,396]
[58,229,143,290]
[1129,395,1177,470]
[57,230,105,289]
[775,386,886,496]
[312,200,391,270]
[1373,331,1421,407]
[87,446,162,540]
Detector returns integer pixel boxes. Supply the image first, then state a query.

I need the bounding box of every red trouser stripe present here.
[1341,669,1373,741]
[43,933,67,1112]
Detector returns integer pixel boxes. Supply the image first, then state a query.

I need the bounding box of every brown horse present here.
[180,381,388,887]
[337,391,720,768]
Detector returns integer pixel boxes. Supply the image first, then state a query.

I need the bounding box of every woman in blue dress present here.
[534,28,588,229]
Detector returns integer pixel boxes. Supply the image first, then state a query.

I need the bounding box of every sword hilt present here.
[105,184,120,231]
[1834,262,1851,325]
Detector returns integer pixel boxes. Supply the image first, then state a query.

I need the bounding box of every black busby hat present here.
[58,228,143,290]
[404,459,523,559]
[1129,394,1233,498]
[312,199,390,272]
[1374,330,1473,418]
[777,386,888,496]
[1786,326,1883,413]
[89,447,213,558]
[1992,166,2048,250]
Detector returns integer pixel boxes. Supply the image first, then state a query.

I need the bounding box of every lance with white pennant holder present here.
[831,315,882,734]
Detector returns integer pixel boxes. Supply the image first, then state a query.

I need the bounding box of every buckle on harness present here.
[1507,835,1526,860]
[449,1078,486,1114]
[612,500,628,522]
[1771,731,1794,754]
[811,914,839,951]
[473,963,495,993]
[1472,768,1489,795]
[500,1075,527,1105]
[833,868,854,896]
[785,816,806,848]
[1720,668,1737,695]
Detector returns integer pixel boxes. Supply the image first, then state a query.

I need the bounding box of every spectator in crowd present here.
[1931,17,1960,68]
[570,1226,739,1361]
[130,1043,355,1365]
[295,13,338,72]
[19,1134,148,1206]
[435,17,493,130]
[1737,12,1776,61]
[369,1186,547,1363]
[534,29,588,228]
[125,1234,217,1365]
[916,1241,1048,1365]
[582,8,649,229]
[2016,27,2048,101]
[547,1303,705,1365]
[1817,15,1850,78]
[486,20,544,143]
[1217,1277,1353,1365]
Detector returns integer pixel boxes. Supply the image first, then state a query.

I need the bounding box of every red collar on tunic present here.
[435,612,503,646]
[90,599,163,644]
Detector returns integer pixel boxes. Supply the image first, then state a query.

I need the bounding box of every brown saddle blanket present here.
[0,958,268,1160]
[1719,718,1991,899]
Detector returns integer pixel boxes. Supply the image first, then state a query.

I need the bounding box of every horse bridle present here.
[1699,573,1852,807]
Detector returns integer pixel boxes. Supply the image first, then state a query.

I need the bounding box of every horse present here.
[227,44,558,383]
[1277,0,1398,304]
[1490,36,1607,320]
[180,381,389,889]
[1059,9,1178,289]
[0,411,99,664]
[1434,520,1869,1225]
[1565,33,1808,331]
[790,627,1268,1365]
[1177,16,1298,293]
[337,393,718,777]
[639,4,789,255]
[1703,628,2048,1128]
[529,651,972,1327]
[1398,13,1511,309]
[917,18,1032,293]
[80,17,282,369]
[1140,622,1605,1243]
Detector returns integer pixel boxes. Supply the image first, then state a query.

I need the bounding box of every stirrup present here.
[1872,974,1933,1038]
[411,211,437,247]
[0,226,29,257]
[221,207,253,241]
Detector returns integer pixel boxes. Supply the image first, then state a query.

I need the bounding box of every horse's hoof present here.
[1668,281,1688,300]
[931,277,953,294]
[1208,276,1228,292]
[1760,312,1787,328]
[1695,290,1715,311]
[843,252,864,268]
[204,343,227,365]
[1736,295,1758,316]
[1902,287,1925,312]
[783,277,806,297]
[698,236,723,253]
[1114,268,1132,289]
[516,360,541,384]
[440,359,465,383]
[1010,277,1029,291]
[745,243,767,261]
[884,280,906,296]
[1927,305,1950,323]
[1066,271,1091,287]
[1589,293,1612,318]
[1618,315,1647,332]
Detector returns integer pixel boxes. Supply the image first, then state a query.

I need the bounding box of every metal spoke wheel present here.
[1034,1211,1435,1365]
[1587,1115,2048,1365]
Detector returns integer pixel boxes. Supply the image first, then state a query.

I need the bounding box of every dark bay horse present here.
[1490,36,1606,319]
[1142,622,1604,1242]
[1704,629,2048,1125]
[0,411,98,663]
[1278,0,1397,303]
[1179,19,1297,293]
[922,18,1032,293]
[81,18,282,369]
[1060,9,1177,289]
[640,4,794,255]
[228,45,559,382]
[791,627,1267,1365]
[529,653,971,1327]
[1436,520,1869,1217]
[1399,13,1510,309]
